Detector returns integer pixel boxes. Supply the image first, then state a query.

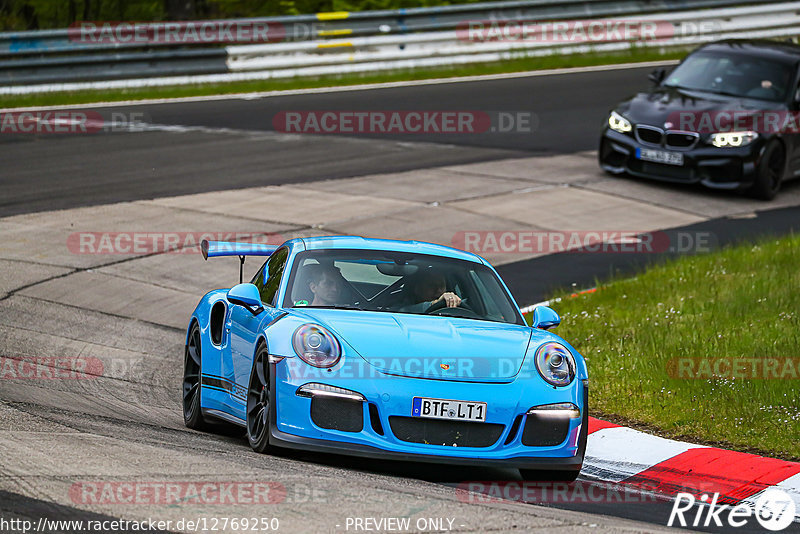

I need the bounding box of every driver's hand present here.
[434,292,461,308]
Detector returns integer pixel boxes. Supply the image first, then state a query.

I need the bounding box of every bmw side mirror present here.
[648,67,666,86]
[531,305,561,330]
[227,283,263,314]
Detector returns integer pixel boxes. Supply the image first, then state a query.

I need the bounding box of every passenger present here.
[306,264,345,307]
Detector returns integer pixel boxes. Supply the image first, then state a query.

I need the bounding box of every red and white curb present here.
[522,294,798,524]
[585,417,800,523]
[527,290,798,522]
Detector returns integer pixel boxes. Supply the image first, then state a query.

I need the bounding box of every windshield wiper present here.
[673,85,743,99]
[707,89,745,98]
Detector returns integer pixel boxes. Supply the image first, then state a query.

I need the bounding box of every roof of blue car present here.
[297,235,486,264]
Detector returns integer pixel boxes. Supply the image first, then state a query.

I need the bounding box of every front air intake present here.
[388,417,503,447]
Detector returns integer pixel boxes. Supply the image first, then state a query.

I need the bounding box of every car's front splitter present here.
[267,423,585,471]
[268,358,588,468]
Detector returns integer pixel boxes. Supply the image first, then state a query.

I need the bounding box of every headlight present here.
[710,131,758,147]
[292,324,341,368]
[534,342,576,387]
[528,403,581,418]
[608,111,632,133]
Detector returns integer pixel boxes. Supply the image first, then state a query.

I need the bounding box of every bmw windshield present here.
[663,51,793,102]
[283,249,525,325]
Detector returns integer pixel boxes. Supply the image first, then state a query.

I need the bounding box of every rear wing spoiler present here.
[201,240,277,260]
[201,240,278,283]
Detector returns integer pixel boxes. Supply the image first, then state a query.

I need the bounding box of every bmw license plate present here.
[412,397,486,422]
[636,147,683,166]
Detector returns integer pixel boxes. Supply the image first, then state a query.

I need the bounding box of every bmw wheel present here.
[748,140,785,200]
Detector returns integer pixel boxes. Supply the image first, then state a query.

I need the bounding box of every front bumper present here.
[269,357,588,470]
[599,128,762,190]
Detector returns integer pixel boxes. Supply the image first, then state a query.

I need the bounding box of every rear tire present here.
[183,322,209,430]
[519,469,580,483]
[748,140,785,200]
[247,342,278,454]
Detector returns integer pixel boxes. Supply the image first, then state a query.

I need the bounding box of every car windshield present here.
[663,50,793,102]
[283,249,524,325]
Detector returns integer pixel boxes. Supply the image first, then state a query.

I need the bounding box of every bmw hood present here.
[616,87,781,131]
[291,309,534,381]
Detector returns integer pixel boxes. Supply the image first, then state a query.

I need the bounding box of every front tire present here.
[183,322,208,430]
[748,140,785,200]
[247,342,277,453]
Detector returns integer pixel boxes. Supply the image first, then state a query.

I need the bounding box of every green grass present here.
[526,234,800,460]
[0,47,685,109]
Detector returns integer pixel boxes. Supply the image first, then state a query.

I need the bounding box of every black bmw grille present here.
[636,125,663,145]
[665,132,698,149]
[388,416,504,447]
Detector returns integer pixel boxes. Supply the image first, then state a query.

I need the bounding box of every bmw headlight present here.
[292,324,341,368]
[710,131,758,147]
[534,342,576,387]
[608,111,632,133]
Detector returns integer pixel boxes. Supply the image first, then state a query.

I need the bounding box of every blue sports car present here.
[183,236,588,481]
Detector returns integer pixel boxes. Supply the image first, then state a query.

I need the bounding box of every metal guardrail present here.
[0,0,798,94]
[0,0,783,54]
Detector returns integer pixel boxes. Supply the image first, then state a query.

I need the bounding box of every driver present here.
[399,271,461,313]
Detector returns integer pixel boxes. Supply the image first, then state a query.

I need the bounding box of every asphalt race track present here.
[1,64,799,534]
[1,65,652,217]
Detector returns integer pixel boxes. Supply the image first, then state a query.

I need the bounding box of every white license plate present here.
[412,397,487,422]
[636,147,684,166]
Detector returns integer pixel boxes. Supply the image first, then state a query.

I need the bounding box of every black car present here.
[599,40,800,200]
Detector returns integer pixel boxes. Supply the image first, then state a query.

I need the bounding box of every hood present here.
[617,87,783,131]
[290,309,533,381]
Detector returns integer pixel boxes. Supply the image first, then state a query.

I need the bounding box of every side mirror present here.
[648,67,666,85]
[531,305,561,330]
[227,283,263,313]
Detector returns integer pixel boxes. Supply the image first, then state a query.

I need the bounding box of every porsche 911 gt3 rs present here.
[183,236,588,481]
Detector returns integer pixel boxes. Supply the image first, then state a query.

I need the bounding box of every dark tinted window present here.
[252,248,288,306]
